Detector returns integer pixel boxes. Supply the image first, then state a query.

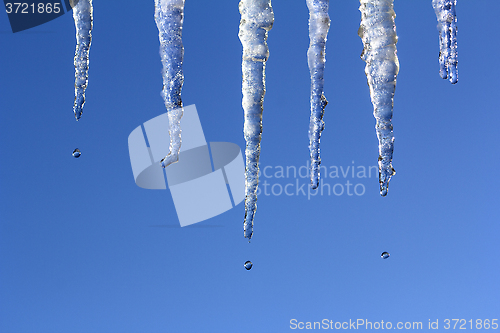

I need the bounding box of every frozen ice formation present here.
[307,0,330,189]
[432,0,458,84]
[358,0,399,196]
[239,0,274,240]
[72,0,93,120]
[154,0,185,168]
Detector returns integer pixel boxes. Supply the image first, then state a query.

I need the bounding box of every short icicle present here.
[358,0,399,196]
[239,0,274,240]
[432,0,458,84]
[154,0,185,167]
[72,0,93,120]
[307,0,330,189]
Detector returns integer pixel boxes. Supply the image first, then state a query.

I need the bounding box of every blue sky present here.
[1,1,499,332]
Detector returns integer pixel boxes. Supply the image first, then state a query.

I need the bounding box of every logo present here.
[4,0,80,33]
[128,105,245,227]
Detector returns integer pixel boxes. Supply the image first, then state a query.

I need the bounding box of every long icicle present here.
[307,0,330,189]
[432,0,458,84]
[359,0,399,196]
[154,0,185,168]
[72,0,93,121]
[239,0,274,241]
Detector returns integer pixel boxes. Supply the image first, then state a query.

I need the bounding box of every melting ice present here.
[154,0,185,168]
[432,0,458,84]
[72,0,93,120]
[358,0,399,196]
[307,0,330,190]
[239,0,274,240]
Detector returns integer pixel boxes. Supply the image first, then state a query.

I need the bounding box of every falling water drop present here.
[381,251,390,259]
[72,148,81,158]
[244,260,253,270]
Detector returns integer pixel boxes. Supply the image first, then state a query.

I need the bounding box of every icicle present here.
[432,0,458,84]
[358,0,399,196]
[72,0,93,121]
[307,0,330,190]
[154,0,185,168]
[239,0,274,240]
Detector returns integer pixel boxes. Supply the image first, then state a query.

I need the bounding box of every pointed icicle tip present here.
[72,0,93,121]
[307,0,330,190]
[359,0,398,196]
[239,0,274,241]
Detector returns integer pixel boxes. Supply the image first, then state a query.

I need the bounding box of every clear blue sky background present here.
[1,1,499,332]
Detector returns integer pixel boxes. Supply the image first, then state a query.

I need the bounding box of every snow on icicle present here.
[239,0,274,241]
[72,0,93,121]
[307,0,330,189]
[432,0,458,84]
[154,0,185,168]
[358,0,399,196]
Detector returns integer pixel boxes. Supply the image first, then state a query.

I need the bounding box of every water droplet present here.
[244,260,253,270]
[72,148,81,158]
[381,252,390,259]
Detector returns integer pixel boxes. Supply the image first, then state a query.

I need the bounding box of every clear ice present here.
[432,0,458,84]
[72,0,93,121]
[239,0,274,240]
[358,0,399,196]
[307,0,330,190]
[154,0,185,168]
